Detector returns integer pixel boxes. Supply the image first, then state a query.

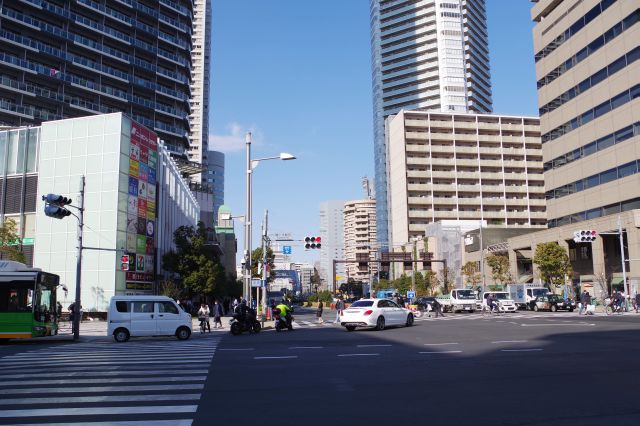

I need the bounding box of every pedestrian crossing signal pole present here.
[73,176,85,341]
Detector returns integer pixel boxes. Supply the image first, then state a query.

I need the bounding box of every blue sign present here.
[407,291,416,299]
[283,246,292,255]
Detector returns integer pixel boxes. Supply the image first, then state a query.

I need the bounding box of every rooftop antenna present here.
[362,176,372,200]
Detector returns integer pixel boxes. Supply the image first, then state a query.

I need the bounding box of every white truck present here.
[506,284,550,310]
[436,289,477,313]
[481,291,518,312]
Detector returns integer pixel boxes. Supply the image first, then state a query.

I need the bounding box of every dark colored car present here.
[415,297,436,311]
[528,294,575,312]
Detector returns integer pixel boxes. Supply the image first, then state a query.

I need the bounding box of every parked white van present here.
[107,296,192,342]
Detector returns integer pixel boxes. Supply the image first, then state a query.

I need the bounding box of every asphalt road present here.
[195,308,640,426]
[2,309,640,425]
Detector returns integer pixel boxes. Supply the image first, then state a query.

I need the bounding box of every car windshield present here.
[350,301,374,308]
[532,288,548,297]
[494,293,509,300]
[455,290,476,300]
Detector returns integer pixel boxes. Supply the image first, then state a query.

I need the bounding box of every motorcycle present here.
[273,308,293,332]
[229,309,261,335]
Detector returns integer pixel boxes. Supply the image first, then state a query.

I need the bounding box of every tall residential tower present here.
[370,0,493,247]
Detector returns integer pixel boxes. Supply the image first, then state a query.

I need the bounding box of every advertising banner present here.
[123,122,158,291]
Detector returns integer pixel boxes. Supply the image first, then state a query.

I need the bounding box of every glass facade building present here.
[370,0,493,248]
[0,0,194,158]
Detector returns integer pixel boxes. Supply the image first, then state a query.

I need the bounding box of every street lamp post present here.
[244,132,296,306]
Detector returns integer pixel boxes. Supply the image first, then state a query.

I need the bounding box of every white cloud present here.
[209,122,263,153]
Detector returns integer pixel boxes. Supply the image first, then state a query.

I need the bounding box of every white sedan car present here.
[340,299,414,331]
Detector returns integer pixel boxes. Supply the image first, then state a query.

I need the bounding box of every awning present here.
[517,274,533,283]
[610,277,625,286]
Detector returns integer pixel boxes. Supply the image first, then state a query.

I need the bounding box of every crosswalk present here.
[414,312,581,322]
[292,320,340,329]
[0,336,220,425]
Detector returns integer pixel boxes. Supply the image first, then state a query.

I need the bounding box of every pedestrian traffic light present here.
[42,193,72,219]
[120,255,129,271]
[573,230,597,242]
[304,236,321,249]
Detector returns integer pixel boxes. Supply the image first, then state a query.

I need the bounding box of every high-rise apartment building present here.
[370,0,493,247]
[0,0,194,158]
[532,0,640,226]
[188,0,212,173]
[386,110,547,247]
[319,201,346,289]
[343,199,378,283]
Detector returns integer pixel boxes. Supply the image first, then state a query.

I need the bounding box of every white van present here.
[107,296,192,342]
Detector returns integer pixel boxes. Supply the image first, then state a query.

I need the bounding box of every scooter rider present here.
[275,300,292,328]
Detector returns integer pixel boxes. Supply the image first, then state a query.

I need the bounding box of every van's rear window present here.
[115,301,130,312]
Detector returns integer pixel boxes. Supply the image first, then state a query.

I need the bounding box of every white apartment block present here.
[344,199,378,282]
[370,0,493,246]
[319,201,346,288]
[188,0,212,175]
[387,111,547,247]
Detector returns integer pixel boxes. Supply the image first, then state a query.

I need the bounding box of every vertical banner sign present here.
[125,122,158,291]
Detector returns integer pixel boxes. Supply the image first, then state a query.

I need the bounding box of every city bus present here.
[0,260,60,343]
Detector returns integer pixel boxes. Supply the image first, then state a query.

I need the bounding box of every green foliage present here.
[308,290,333,303]
[533,242,572,288]
[461,261,482,288]
[417,270,439,296]
[159,280,182,300]
[486,255,512,286]
[162,222,227,298]
[251,246,275,280]
[439,267,454,294]
[0,219,26,263]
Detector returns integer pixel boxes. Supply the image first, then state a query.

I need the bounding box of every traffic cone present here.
[266,308,271,320]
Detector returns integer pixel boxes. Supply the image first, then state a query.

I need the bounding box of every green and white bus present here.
[0,261,60,342]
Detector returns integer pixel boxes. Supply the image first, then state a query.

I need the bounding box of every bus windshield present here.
[34,283,55,323]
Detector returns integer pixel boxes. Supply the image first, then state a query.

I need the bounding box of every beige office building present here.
[496,1,640,292]
[343,199,378,282]
[386,110,547,247]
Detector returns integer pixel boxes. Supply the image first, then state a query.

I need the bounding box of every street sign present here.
[251,278,264,288]
[283,246,292,255]
[407,291,416,299]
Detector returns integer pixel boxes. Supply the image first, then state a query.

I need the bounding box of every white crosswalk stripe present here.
[414,312,582,321]
[292,320,340,329]
[0,337,220,425]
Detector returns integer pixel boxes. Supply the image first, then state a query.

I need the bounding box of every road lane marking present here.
[521,323,594,327]
[11,421,193,426]
[423,343,459,346]
[0,405,197,418]
[337,353,380,357]
[288,346,324,349]
[501,349,543,352]
[0,384,204,395]
[491,340,528,344]
[0,376,206,387]
[0,370,208,379]
[218,348,255,351]
[419,350,462,354]
[253,356,298,360]
[0,394,201,405]
[356,344,392,348]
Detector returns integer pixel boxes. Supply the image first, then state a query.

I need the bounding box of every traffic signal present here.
[44,205,71,219]
[120,255,130,271]
[42,193,72,219]
[573,230,597,242]
[304,236,321,249]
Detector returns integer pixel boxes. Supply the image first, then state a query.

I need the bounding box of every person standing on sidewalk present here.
[334,297,344,324]
[212,300,223,328]
[316,300,324,323]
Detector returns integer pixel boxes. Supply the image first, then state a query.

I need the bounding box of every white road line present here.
[253,356,298,360]
[521,323,594,327]
[491,340,528,344]
[0,384,204,395]
[0,366,207,374]
[0,376,206,387]
[0,360,209,368]
[6,350,216,357]
[13,421,193,426]
[501,349,544,352]
[0,394,201,405]
[423,342,459,346]
[218,348,255,351]
[356,344,392,348]
[0,370,208,379]
[3,354,214,362]
[0,405,197,418]
[337,353,380,357]
[288,346,324,349]
[419,351,462,354]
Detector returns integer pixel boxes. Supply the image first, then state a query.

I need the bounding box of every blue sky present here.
[209,1,538,265]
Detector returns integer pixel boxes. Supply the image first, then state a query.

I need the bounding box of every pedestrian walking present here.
[212,300,223,328]
[433,298,444,318]
[198,303,211,333]
[579,290,588,314]
[334,297,344,324]
[316,300,324,323]
[635,293,640,313]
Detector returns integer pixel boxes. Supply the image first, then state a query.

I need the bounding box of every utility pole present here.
[244,132,252,305]
[479,220,485,291]
[411,239,417,294]
[73,176,85,341]
[618,216,629,297]
[261,209,268,320]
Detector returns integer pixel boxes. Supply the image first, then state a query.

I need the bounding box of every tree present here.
[251,246,275,280]
[461,261,482,288]
[159,279,182,300]
[0,219,26,263]
[533,243,572,289]
[162,222,226,299]
[486,255,512,287]
[439,267,454,294]
[424,270,439,296]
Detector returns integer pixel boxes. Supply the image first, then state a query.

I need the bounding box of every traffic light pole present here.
[73,176,85,341]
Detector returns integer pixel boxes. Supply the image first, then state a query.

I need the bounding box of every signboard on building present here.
[124,122,158,291]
